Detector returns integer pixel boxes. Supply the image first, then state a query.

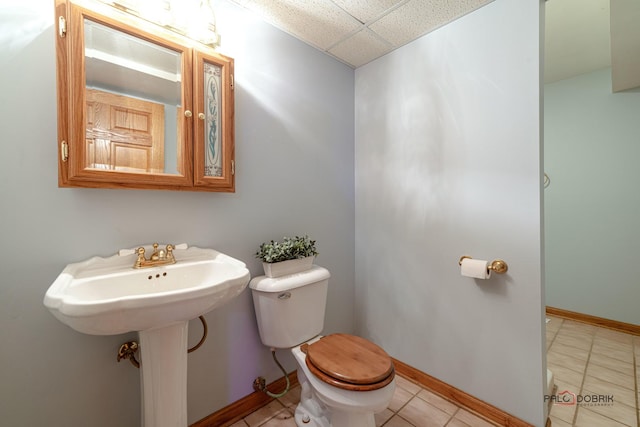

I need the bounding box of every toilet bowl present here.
[249,266,396,427]
[292,336,396,427]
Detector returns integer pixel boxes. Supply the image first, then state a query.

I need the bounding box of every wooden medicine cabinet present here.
[55,0,235,191]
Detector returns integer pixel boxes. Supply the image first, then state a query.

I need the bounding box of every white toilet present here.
[250,265,396,427]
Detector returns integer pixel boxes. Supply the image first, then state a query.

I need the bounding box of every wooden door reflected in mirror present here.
[85,89,165,173]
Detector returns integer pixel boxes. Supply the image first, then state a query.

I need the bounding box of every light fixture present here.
[106,0,220,47]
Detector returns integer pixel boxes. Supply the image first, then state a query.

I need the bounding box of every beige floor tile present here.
[549,399,578,424]
[574,407,629,426]
[561,320,596,334]
[389,385,417,412]
[589,352,635,377]
[258,412,297,427]
[557,327,595,340]
[243,400,288,427]
[582,376,637,408]
[546,330,559,342]
[594,329,634,345]
[593,337,634,354]
[555,332,594,351]
[550,341,591,361]
[548,361,587,388]
[549,415,573,427]
[547,349,588,373]
[591,342,634,364]
[229,421,248,427]
[384,415,416,427]
[276,385,301,410]
[546,317,564,331]
[549,380,579,424]
[451,408,497,427]
[580,399,638,427]
[445,419,472,427]
[415,389,458,415]
[398,396,451,427]
[396,375,422,395]
[375,408,394,426]
[585,364,636,391]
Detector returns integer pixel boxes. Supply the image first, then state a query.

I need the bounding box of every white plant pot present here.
[262,256,314,278]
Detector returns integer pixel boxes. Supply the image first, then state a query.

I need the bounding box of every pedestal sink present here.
[44,245,251,427]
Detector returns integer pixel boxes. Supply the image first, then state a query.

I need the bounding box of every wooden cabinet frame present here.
[55,0,235,192]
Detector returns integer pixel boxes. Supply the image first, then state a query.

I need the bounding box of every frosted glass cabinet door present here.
[193,50,235,192]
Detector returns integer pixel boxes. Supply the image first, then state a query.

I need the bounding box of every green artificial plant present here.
[255,235,318,263]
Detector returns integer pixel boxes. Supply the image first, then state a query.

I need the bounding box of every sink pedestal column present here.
[138,321,189,427]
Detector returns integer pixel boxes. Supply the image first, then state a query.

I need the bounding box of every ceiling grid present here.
[228,0,493,67]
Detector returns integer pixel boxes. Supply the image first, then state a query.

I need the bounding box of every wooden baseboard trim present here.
[546,306,640,336]
[392,358,534,427]
[190,371,298,427]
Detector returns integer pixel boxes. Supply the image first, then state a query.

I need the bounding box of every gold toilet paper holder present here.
[459,256,509,274]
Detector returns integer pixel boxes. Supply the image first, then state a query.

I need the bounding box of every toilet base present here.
[294,380,330,427]
[294,367,379,427]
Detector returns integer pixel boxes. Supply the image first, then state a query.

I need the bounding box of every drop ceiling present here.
[227,0,493,68]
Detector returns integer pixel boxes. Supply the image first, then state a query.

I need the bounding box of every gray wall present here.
[545,67,640,325]
[0,1,354,425]
[355,1,545,425]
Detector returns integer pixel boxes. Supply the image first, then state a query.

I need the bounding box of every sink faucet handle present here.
[134,247,146,269]
[166,244,175,261]
[135,247,146,258]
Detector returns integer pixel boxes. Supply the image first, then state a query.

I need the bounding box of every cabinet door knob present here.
[198,113,205,120]
[184,110,192,118]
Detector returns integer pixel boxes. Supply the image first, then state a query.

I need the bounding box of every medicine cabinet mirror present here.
[55,0,235,191]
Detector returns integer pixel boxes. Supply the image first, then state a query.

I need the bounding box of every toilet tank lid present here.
[249,265,330,293]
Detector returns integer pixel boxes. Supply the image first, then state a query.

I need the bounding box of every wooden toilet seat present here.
[301,333,395,391]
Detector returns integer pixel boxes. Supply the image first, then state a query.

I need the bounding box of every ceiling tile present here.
[238,0,363,50]
[226,0,494,68]
[330,0,407,24]
[328,28,394,67]
[368,0,492,47]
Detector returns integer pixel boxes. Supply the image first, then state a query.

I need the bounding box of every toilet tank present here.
[249,265,330,349]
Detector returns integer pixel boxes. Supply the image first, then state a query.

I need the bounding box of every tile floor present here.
[230,317,640,427]
[546,316,639,427]
[228,374,499,427]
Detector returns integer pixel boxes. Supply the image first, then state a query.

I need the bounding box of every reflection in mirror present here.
[84,19,182,174]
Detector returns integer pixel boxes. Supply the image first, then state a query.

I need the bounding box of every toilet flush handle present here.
[278,292,291,300]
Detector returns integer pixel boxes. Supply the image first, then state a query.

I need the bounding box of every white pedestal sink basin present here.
[44,245,251,427]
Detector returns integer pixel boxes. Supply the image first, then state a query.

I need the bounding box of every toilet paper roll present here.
[460,258,491,279]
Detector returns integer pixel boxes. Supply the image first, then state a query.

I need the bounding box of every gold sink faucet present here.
[133,243,176,269]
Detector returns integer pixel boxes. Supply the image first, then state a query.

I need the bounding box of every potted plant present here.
[255,235,318,278]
